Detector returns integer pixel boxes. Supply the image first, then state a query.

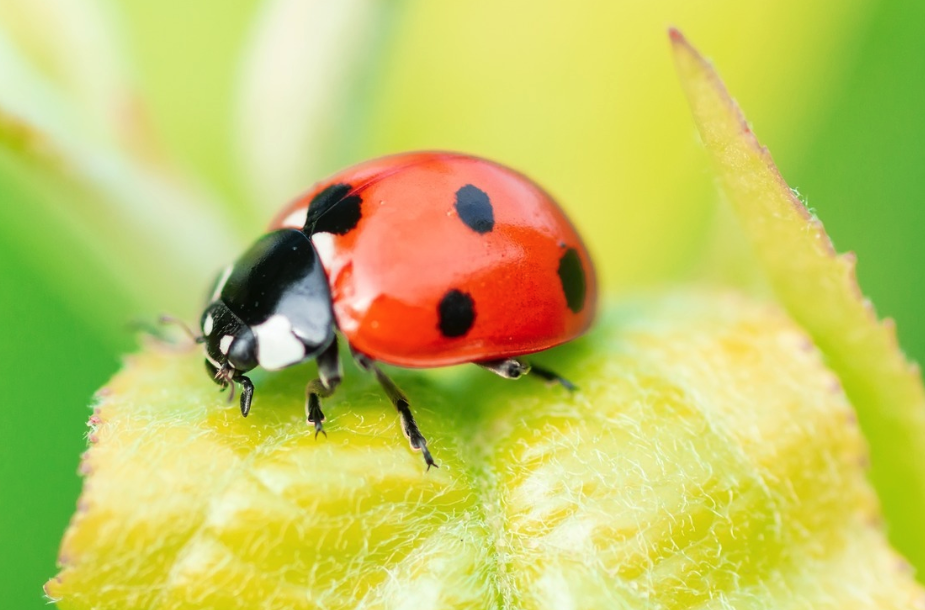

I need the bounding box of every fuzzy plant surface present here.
[47,293,922,609]
[45,31,925,609]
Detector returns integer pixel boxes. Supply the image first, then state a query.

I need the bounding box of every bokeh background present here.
[1,1,923,607]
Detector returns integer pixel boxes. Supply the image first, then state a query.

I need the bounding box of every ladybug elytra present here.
[199,152,596,468]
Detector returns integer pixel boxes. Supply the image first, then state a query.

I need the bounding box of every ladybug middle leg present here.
[353,351,438,471]
[479,358,576,391]
[305,339,342,438]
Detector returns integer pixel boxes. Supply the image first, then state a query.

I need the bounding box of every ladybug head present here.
[198,299,259,417]
[200,301,259,375]
[199,229,337,412]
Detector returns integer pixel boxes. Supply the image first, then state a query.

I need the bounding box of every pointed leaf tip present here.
[667,27,686,45]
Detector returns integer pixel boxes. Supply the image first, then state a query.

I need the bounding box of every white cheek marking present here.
[211,265,233,302]
[203,314,214,336]
[281,208,308,229]
[205,353,221,368]
[311,232,335,267]
[252,314,306,371]
[219,335,234,355]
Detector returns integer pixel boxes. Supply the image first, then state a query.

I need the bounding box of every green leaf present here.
[671,28,925,573]
[47,295,924,608]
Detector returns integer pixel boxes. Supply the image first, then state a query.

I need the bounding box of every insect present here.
[200,151,596,468]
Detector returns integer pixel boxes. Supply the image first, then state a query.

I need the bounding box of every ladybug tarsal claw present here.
[238,376,254,417]
[305,394,327,439]
[422,447,438,471]
[304,339,340,439]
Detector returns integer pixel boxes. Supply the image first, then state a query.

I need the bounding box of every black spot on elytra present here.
[437,289,476,337]
[304,183,362,236]
[558,248,586,313]
[455,184,494,234]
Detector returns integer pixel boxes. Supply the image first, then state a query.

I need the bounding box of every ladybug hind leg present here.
[527,363,577,391]
[353,351,438,471]
[477,358,530,379]
[305,339,342,438]
[479,358,576,391]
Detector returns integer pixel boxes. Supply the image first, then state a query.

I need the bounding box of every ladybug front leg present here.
[236,374,255,416]
[353,352,438,471]
[205,359,256,416]
[305,339,342,439]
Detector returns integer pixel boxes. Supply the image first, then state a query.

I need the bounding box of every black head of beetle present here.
[200,228,336,416]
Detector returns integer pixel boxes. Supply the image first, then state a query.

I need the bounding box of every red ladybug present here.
[200,152,596,468]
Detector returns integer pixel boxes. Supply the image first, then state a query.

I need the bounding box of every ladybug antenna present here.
[158,315,205,344]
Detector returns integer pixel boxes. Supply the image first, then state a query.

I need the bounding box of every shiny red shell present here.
[271,152,596,368]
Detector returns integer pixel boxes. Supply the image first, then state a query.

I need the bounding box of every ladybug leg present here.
[524,364,577,391]
[353,352,438,471]
[477,358,531,379]
[305,339,342,439]
[205,359,257,416]
[479,358,576,391]
[237,375,255,416]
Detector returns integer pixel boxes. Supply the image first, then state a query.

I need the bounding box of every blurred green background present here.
[1,1,923,607]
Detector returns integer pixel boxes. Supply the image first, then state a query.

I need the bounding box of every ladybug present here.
[200,152,596,469]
